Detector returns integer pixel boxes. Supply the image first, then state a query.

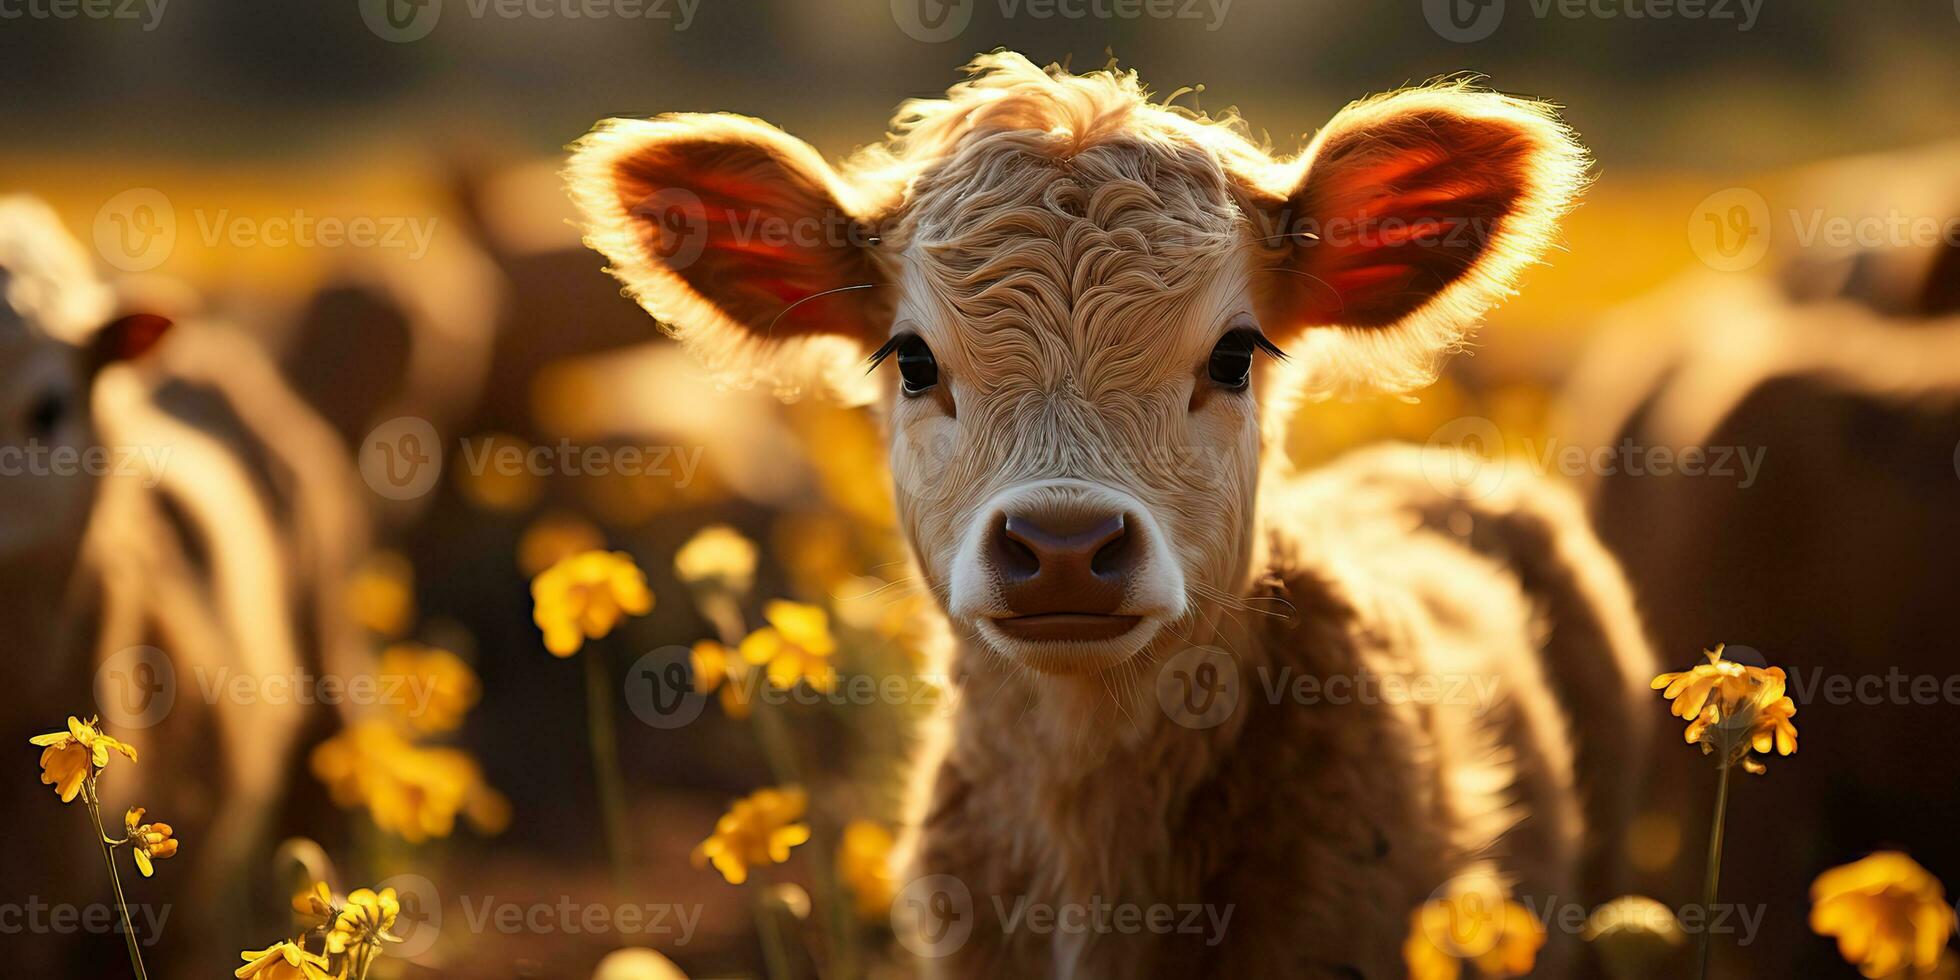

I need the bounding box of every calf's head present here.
[0,197,171,567]
[569,54,1583,675]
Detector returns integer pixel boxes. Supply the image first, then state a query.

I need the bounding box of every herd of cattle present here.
[2,140,1956,976]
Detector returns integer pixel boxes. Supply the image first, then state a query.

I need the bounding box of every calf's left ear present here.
[566,114,890,401]
[1249,84,1588,393]
[85,311,173,374]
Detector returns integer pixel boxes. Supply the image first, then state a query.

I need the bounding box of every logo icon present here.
[1156,645,1239,730]
[361,0,442,41]
[96,645,176,730]
[890,425,960,505]
[624,645,709,730]
[891,874,974,958]
[376,873,443,958]
[1422,416,1508,501]
[360,416,443,501]
[93,189,176,273]
[891,0,973,42]
[627,188,711,271]
[1423,0,1504,42]
[1688,187,1772,272]
[1419,879,1514,959]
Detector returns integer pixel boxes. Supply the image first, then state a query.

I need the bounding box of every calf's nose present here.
[988,509,1136,616]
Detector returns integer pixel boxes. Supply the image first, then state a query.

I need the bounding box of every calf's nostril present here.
[990,514,1044,582]
[1088,516,1133,577]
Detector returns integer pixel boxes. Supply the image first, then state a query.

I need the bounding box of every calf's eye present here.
[895,334,939,395]
[1208,330,1257,390]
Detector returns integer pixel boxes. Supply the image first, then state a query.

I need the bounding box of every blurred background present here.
[6,1,1960,978]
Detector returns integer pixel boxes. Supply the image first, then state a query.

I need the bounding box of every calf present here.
[0,196,369,978]
[568,53,1652,976]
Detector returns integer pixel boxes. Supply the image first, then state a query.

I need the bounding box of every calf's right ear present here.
[566,114,890,401]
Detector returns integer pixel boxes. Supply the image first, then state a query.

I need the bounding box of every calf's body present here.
[908,447,1651,977]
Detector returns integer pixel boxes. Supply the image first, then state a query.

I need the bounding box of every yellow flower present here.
[675,524,758,596]
[349,551,415,638]
[531,550,654,657]
[378,643,480,734]
[692,640,754,720]
[1812,852,1957,978]
[235,940,332,980]
[293,881,337,924]
[310,721,507,842]
[1404,883,1546,980]
[739,601,837,693]
[1652,643,1758,722]
[837,820,897,922]
[691,786,812,885]
[123,806,180,877]
[326,886,403,955]
[1651,644,1798,773]
[519,511,607,578]
[29,716,137,802]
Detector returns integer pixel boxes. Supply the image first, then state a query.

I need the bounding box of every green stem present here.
[584,646,633,900]
[750,669,857,977]
[1696,761,1733,980]
[83,779,149,980]
[755,883,798,980]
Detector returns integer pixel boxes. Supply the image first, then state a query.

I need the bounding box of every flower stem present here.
[584,647,633,900]
[83,779,148,980]
[1696,761,1733,980]
[754,883,797,980]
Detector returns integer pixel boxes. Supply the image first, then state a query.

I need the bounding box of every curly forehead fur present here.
[864,55,1267,390]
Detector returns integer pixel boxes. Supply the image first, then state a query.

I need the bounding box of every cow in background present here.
[1,196,370,979]
[1558,146,1960,977]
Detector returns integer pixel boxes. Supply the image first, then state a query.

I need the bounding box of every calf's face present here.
[569,55,1584,674]
[0,199,171,566]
